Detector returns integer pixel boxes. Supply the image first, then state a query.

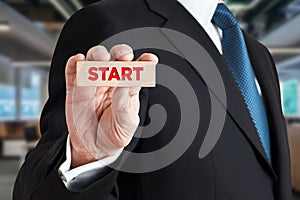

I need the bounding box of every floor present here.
[0,159,20,200]
[0,158,300,200]
[294,191,300,200]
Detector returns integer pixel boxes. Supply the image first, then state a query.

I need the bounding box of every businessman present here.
[14,0,292,199]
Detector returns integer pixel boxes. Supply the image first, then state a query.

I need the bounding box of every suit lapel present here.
[145,0,276,177]
[244,34,289,179]
[144,0,177,18]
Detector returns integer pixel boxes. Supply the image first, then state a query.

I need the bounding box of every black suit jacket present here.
[13,0,292,199]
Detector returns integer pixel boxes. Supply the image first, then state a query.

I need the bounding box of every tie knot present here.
[212,3,238,30]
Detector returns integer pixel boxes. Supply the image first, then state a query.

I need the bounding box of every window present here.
[20,70,41,120]
[281,79,299,116]
[0,68,45,121]
[0,84,16,121]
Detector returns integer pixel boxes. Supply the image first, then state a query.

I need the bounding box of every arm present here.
[13,131,119,200]
[13,4,151,199]
[58,136,123,187]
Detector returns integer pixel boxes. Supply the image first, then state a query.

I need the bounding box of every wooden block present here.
[76,61,156,87]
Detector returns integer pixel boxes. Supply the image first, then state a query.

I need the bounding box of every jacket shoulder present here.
[67,0,164,28]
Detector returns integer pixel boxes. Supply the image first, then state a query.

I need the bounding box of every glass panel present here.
[282,79,299,116]
[20,70,41,120]
[0,84,16,121]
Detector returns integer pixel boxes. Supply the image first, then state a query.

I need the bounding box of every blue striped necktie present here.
[212,3,271,162]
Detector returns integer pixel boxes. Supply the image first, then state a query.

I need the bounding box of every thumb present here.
[65,53,85,92]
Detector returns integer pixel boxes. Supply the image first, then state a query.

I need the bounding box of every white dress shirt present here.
[177,0,222,53]
[59,0,261,188]
[59,135,123,183]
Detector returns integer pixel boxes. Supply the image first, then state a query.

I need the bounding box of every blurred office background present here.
[0,0,300,199]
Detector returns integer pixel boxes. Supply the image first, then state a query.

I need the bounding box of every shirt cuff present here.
[58,135,123,184]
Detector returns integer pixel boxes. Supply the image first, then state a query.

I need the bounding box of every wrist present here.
[69,133,124,168]
[71,147,97,169]
[69,134,97,168]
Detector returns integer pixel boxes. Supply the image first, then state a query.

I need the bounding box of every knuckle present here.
[110,44,134,59]
[87,45,110,61]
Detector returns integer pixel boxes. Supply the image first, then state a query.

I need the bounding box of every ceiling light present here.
[0,21,10,32]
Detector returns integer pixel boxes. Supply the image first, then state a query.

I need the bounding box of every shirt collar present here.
[177,0,220,27]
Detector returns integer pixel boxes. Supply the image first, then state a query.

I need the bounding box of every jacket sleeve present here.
[13,4,149,200]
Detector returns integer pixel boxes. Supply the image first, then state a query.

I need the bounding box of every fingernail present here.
[92,50,100,58]
[113,48,133,59]
[92,49,110,60]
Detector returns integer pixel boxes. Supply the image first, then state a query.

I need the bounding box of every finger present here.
[66,53,85,91]
[86,45,111,61]
[112,87,141,110]
[110,44,134,61]
[86,45,114,114]
[112,87,141,128]
[126,53,158,95]
[110,52,158,127]
[95,87,116,119]
[86,46,111,93]
[135,53,158,92]
[136,53,159,63]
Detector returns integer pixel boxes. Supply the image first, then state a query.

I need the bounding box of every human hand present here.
[65,44,158,168]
